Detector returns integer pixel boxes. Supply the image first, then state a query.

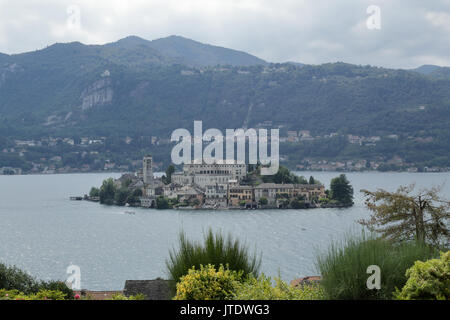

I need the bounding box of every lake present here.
[0,171,449,290]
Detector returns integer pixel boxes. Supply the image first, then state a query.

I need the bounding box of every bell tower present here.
[143,155,153,185]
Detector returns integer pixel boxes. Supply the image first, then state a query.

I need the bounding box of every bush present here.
[0,289,66,300]
[39,280,74,300]
[290,198,306,209]
[316,232,438,299]
[233,275,324,300]
[1,263,73,298]
[395,251,450,300]
[110,293,146,300]
[156,196,171,209]
[0,263,40,294]
[174,264,241,300]
[167,229,261,288]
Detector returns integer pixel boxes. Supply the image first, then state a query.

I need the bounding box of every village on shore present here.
[86,155,353,210]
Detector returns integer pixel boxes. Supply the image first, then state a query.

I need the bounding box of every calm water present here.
[0,171,449,290]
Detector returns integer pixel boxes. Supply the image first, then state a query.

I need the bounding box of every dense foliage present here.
[395,251,450,300]
[330,174,354,205]
[174,264,241,300]
[233,275,324,300]
[0,262,74,299]
[0,289,67,300]
[166,230,261,289]
[316,233,438,299]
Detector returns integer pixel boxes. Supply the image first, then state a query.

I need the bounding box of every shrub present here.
[167,229,261,288]
[316,232,438,299]
[0,289,66,300]
[174,264,241,300]
[258,197,268,206]
[110,293,146,300]
[39,280,74,300]
[290,198,306,209]
[233,275,324,300]
[0,263,40,294]
[395,251,450,300]
[156,196,171,209]
[32,289,67,300]
[1,263,73,298]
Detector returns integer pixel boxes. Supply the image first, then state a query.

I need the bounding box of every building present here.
[204,183,228,208]
[143,155,153,186]
[172,161,247,189]
[228,185,254,207]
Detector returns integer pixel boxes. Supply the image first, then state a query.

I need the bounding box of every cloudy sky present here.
[0,0,449,68]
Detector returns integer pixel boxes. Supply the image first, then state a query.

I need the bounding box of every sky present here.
[0,0,449,69]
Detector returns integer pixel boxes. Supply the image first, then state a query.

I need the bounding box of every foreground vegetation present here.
[316,233,439,299]
[166,229,261,289]
[169,230,448,300]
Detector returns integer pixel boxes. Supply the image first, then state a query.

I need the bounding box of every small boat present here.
[124,211,135,215]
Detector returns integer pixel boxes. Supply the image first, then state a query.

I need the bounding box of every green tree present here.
[330,174,354,205]
[127,189,143,205]
[309,176,315,185]
[99,178,116,205]
[114,188,130,206]
[360,185,450,246]
[156,196,171,209]
[89,187,100,198]
[165,165,175,183]
[262,166,307,184]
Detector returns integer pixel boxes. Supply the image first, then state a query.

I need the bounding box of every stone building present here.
[143,155,153,186]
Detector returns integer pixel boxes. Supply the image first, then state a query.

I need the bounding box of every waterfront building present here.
[204,184,228,208]
[228,185,254,207]
[172,160,247,189]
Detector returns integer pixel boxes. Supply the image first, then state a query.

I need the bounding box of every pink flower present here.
[74,294,80,299]
[5,294,8,297]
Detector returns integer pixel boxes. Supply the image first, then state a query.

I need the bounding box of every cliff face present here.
[80,76,113,110]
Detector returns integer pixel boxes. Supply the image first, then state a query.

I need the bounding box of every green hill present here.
[0,36,449,170]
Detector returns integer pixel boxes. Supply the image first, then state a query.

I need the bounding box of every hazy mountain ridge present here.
[0,36,449,142]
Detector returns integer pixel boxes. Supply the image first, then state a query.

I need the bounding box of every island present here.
[87,155,354,210]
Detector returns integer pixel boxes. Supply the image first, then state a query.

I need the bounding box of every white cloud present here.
[0,0,448,68]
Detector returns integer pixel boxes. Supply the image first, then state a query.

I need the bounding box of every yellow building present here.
[228,185,253,207]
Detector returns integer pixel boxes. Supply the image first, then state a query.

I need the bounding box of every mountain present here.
[411,64,450,79]
[0,36,449,169]
[146,35,267,67]
[412,65,442,75]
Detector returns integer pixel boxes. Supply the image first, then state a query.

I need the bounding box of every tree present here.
[99,178,116,205]
[360,184,450,247]
[309,176,315,185]
[156,196,171,209]
[127,189,143,205]
[262,166,308,184]
[89,187,100,198]
[162,165,175,184]
[330,174,354,205]
[114,188,130,206]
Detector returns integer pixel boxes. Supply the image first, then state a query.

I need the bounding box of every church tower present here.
[143,155,153,185]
